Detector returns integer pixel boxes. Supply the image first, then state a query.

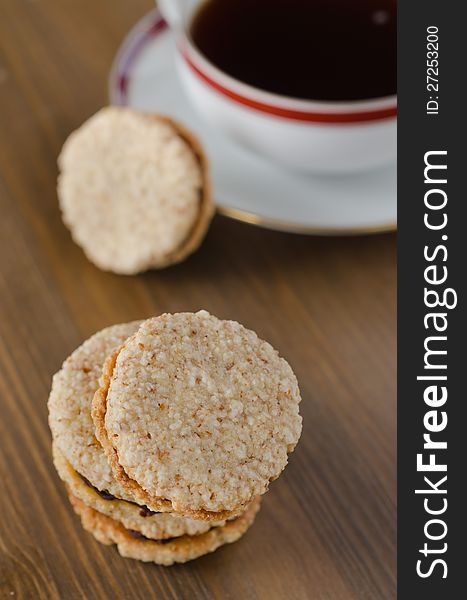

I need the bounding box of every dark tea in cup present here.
[190,0,396,101]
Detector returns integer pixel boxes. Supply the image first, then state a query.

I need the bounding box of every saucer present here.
[109,9,396,235]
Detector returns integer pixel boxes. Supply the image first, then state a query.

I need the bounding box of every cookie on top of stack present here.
[49,311,302,565]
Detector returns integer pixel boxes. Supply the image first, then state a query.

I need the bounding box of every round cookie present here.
[53,445,226,540]
[48,321,142,502]
[68,491,261,566]
[58,107,214,275]
[92,310,302,518]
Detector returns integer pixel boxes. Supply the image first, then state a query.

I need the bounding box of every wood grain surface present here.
[0,1,396,598]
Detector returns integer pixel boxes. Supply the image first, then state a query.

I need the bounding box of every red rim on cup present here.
[110,9,397,125]
[180,41,398,124]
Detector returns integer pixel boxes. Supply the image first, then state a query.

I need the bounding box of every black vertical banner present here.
[398,1,466,598]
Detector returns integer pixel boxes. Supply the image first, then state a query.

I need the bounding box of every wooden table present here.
[0,1,396,598]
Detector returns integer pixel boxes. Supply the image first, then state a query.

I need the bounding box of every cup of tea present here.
[158,0,397,174]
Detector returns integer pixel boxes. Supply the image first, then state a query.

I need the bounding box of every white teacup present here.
[158,0,397,174]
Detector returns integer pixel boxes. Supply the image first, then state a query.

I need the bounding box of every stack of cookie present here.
[49,311,302,565]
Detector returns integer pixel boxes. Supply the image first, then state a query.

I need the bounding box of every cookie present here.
[92,310,302,519]
[53,445,226,539]
[58,107,214,275]
[68,491,260,566]
[48,322,141,502]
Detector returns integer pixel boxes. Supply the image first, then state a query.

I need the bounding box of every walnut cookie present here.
[48,321,141,500]
[58,107,214,275]
[92,310,302,520]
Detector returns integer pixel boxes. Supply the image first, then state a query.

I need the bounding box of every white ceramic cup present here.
[158,0,397,174]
